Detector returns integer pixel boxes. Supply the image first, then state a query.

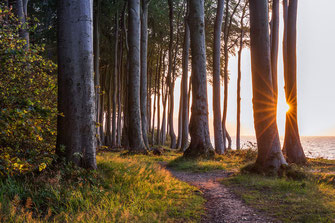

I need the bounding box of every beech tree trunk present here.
[57,0,97,169]
[106,70,112,146]
[112,11,118,147]
[128,0,147,153]
[99,66,107,145]
[117,13,124,147]
[156,50,164,145]
[282,0,306,164]
[271,0,279,104]
[184,0,214,159]
[249,0,287,172]
[140,0,150,148]
[176,85,183,149]
[181,15,190,151]
[161,76,168,145]
[17,0,29,48]
[213,0,225,154]
[94,0,101,148]
[121,1,130,148]
[180,2,190,151]
[167,0,177,149]
[236,4,247,150]
[151,62,158,145]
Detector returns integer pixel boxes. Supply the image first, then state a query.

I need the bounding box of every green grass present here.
[0,152,205,222]
[167,149,257,172]
[222,158,335,223]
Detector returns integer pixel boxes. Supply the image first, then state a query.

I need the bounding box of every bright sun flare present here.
[284,102,291,113]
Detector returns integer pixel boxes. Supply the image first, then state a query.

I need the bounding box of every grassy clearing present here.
[162,149,335,222]
[167,149,257,172]
[222,158,335,223]
[0,152,205,222]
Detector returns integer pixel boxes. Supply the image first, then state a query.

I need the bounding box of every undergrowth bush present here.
[0,6,57,176]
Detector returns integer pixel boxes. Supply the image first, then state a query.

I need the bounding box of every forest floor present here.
[161,149,335,223]
[0,149,334,222]
[167,168,276,223]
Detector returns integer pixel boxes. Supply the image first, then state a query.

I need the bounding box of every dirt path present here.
[168,169,278,223]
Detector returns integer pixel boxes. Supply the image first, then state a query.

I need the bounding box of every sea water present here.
[215,136,335,160]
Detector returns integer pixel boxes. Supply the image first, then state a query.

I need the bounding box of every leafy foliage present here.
[0,6,57,176]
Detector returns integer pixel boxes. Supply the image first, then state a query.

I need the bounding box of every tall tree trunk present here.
[213,0,225,154]
[283,0,306,164]
[106,70,112,146]
[176,85,183,149]
[140,0,150,148]
[121,1,129,148]
[167,0,177,149]
[112,11,119,148]
[236,3,247,150]
[161,76,168,145]
[17,0,29,48]
[99,66,107,146]
[249,0,287,173]
[271,0,279,105]
[117,15,124,147]
[222,0,240,150]
[57,0,97,169]
[128,0,147,153]
[94,0,101,148]
[151,64,158,145]
[156,49,164,145]
[181,15,190,151]
[184,0,214,159]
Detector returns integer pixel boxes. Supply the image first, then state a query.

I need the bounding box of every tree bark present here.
[106,69,112,146]
[181,17,190,151]
[57,0,97,169]
[282,0,306,164]
[17,0,29,49]
[236,2,248,151]
[151,60,158,145]
[128,0,148,153]
[94,0,101,148]
[222,0,240,150]
[112,11,119,148]
[271,0,279,105]
[140,0,150,148]
[184,0,214,159]
[249,0,287,173]
[167,0,177,149]
[213,0,225,154]
[156,49,164,145]
[121,1,130,148]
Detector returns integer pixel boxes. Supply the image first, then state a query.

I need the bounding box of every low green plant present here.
[0,5,57,176]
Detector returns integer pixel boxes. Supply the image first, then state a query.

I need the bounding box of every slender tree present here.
[249,0,287,172]
[128,0,148,153]
[140,0,150,148]
[282,0,306,164]
[222,0,240,150]
[271,0,279,104]
[112,10,119,147]
[57,0,97,169]
[236,1,248,150]
[167,0,177,149]
[184,0,214,158]
[213,0,225,154]
[94,0,101,147]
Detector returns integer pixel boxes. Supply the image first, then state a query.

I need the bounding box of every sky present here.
[167,0,335,137]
